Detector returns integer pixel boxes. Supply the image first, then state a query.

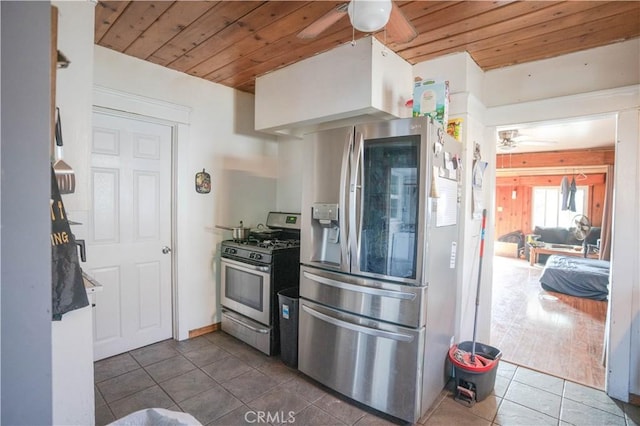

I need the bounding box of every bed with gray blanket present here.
[539,255,610,301]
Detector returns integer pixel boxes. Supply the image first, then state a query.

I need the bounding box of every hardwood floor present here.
[490,256,607,390]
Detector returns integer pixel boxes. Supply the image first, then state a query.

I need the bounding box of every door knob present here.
[162,246,172,254]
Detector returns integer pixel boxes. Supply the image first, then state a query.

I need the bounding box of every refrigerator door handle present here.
[349,131,364,270]
[340,130,353,269]
[301,304,414,343]
[303,270,416,300]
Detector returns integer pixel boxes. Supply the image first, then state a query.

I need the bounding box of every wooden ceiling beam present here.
[497,148,614,169]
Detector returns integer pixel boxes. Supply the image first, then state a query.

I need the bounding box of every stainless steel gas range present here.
[220,212,301,355]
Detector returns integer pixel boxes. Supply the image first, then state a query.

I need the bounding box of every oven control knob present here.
[254,253,262,260]
[225,248,236,254]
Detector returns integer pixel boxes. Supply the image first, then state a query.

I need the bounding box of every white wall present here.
[93,47,278,336]
[483,39,640,107]
[275,136,305,213]
[51,2,97,424]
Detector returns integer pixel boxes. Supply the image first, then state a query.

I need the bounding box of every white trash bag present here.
[109,408,202,426]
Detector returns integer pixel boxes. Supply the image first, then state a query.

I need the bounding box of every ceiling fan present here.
[297,0,418,44]
[497,129,558,152]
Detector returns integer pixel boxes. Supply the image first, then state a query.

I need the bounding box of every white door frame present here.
[93,85,192,341]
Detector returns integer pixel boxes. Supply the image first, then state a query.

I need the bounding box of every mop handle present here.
[471,209,488,360]
[479,210,487,260]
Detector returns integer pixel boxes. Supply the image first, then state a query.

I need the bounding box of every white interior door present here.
[89,111,173,361]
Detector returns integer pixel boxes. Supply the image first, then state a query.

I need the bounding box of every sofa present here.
[525,225,601,264]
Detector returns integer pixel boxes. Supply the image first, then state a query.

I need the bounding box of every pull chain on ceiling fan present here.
[297,0,417,44]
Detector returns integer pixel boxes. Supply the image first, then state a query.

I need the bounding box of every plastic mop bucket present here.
[449,341,501,405]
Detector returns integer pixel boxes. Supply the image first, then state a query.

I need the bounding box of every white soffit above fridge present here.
[254,36,412,137]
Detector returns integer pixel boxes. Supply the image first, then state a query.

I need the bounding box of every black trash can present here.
[277,287,299,368]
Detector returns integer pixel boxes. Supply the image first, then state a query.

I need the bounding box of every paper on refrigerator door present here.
[434,174,458,227]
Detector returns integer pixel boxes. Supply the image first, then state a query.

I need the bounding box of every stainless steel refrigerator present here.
[298,116,461,423]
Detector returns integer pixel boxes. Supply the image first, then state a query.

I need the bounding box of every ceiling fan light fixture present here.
[348,0,392,33]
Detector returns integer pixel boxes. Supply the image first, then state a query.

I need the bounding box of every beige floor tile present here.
[314,392,368,425]
[563,380,624,417]
[109,385,174,420]
[494,399,557,425]
[560,398,625,425]
[512,367,564,396]
[423,398,491,426]
[468,394,502,422]
[503,381,561,418]
[247,386,311,417]
[178,385,243,425]
[286,404,347,426]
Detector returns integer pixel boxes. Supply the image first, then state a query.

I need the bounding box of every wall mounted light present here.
[347,0,392,33]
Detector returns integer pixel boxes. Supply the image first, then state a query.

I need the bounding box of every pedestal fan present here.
[572,214,592,257]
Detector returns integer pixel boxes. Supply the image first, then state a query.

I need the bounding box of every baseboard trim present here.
[629,393,640,406]
[188,323,220,339]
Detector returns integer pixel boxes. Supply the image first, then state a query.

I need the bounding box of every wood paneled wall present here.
[495,148,614,240]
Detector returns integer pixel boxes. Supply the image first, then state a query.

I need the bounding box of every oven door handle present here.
[222,309,269,334]
[221,257,270,273]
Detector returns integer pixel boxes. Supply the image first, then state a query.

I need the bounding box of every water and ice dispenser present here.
[309,203,341,265]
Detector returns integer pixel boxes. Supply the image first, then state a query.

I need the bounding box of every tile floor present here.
[95,331,640,425]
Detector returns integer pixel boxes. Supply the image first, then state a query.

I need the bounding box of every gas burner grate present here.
[257,239,300,249]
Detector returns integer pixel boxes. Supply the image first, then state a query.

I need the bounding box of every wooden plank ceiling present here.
[95,1,640,94]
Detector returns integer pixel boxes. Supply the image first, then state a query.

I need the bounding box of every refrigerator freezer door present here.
[300,126,352,272]
[298,298,425,423]
[300,265,426,328]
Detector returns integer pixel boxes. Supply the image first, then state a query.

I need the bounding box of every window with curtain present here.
[532,186,588,228]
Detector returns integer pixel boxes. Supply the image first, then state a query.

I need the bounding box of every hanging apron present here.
[50,166,89,320]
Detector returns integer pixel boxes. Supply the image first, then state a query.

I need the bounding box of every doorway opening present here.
[490,114,616,390]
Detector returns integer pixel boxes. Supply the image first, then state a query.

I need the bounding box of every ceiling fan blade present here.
[386,2,417,43]
[297,3,348,40]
